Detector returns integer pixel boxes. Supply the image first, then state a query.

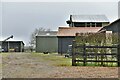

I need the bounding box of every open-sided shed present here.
[1,41,24,52]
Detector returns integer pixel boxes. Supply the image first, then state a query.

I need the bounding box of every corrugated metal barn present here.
[98,18,120,54]
[57,27,102,54]
[35,15,110,54]
[1,41,24,52]
[99,18,120,33]
[66,15,110,27]
[57,15,110,54]
[36,31,58,53]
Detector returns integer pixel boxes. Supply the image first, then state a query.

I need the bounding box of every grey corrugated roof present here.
[71,15,109,22]
[36,31,58,36]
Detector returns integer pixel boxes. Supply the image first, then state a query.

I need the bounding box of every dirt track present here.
[2,53,119,78]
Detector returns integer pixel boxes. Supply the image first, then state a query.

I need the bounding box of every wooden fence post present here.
[117,44,120,67]
[117,32,120,67]
[72,40,76,66]
[83,44,86,66]
[101,53,104,66]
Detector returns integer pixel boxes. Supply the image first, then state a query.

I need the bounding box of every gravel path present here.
[2,53,118,78]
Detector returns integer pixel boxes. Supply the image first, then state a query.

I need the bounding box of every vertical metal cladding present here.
[36,36,58,53]
[35,31,58,53]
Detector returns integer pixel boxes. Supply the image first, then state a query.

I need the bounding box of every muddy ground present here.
[1,53,119,78]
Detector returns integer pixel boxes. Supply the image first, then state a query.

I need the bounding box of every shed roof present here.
[57,27,102,37]
[98,18,120,32]
[36,31,58,36]
[0,41,25,45]
[71,15,109,22]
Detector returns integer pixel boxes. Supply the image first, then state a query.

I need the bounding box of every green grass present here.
[31,53,72,66]
[29,53,118,67]
[1,53,11,57]
[75,56,118,67]
[1,53,11,67]
[75,62,118,67]
[1,52,117,67]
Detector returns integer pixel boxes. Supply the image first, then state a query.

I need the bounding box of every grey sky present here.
[0,1,119,45]
[1,0,120,2]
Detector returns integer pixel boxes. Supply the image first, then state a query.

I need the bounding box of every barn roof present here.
[36,31,58,36]
[98,18,120,32]
[70,15,109,22]
[57,27,102,37]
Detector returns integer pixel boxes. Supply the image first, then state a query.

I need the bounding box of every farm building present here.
[35,15,110,54]
[99,18,120,33]
[98,18,120,47]
[66,15,110,27]
[57,27,103,54]
[36,31,58,53]
[0,41,24,52]
[57,15,110,54]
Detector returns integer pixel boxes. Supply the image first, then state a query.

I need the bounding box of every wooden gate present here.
[72,40,120,67]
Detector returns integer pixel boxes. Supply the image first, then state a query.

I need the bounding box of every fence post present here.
[117,32,120,67]
[72,40,76,66]
[117,44,120,67]
[83,44,86,66]
[101,53,104,66]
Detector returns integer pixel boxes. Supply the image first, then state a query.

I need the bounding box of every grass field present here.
[30,53,72,66]
[1,52,118,78]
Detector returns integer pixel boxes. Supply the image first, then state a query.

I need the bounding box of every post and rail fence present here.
[72,40,120,67]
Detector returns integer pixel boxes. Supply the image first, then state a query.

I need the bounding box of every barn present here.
[57,27,102,54]
[98,18,120,46]
[1,41,24,52]
[99,18,120,33]
[35,15,110,54]
[66,15,110,27]
[36,31,58,53]
[99,1,120,33]
[57,15,110,54]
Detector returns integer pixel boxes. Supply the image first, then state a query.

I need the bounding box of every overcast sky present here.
[1,0,120,2]
[0,0,120,45]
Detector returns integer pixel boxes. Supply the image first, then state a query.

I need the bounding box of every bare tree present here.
[29,27,50,52]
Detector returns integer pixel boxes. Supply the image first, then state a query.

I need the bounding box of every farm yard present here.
[1,52,119,78]
[0,1,120,80]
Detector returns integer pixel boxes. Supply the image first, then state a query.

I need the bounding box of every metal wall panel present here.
[58,37,74,54]
[36,36,58,53]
